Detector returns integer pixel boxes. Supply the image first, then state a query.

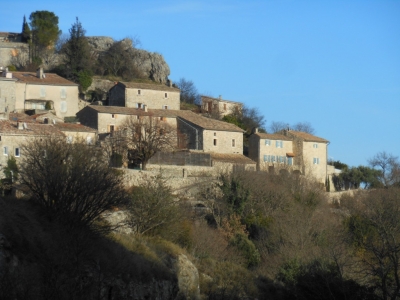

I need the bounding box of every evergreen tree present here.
[29,11,60,59]
[62,17,92,86]
[21,15,31,43]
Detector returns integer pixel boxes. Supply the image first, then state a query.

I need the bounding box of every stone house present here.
[53,123,97,145]
[0,70,17,119]
[177,110,244,154]
[248,129,329,184]
[108,81,180,110]
[76,105,178,134]
[0,120,63,168]
[201,95,243,118]
[0,68,80,120]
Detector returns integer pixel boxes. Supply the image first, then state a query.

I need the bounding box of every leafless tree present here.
[268,121,288,133]
[120,116,177,170]
[18,136,127,229]
[292,121,315,134]
[368,151,400,187]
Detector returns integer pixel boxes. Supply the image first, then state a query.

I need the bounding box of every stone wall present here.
[126,87,180,110]
[0,42,29,68]
[0,79,16,119]
[202,129,243,154]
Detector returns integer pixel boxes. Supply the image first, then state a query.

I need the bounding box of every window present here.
[136,103,142,108]
[109,125,115,133]
[265,139,271,146]
[271,155,276,162]
[232,139,235,147]
[276,140,283,148]
[138,89,141,95]
[163,105,168,109]
[287,157,293,165]
[60,88,67,99]
[15,148,20,157]
[313,143,318,148]
[213,139,217,146]
[60,101,67,113]
[313,157,320,164]
[66,136,73,144]
[40,86,46,98]
[3,146,8,156]
[264,155,272,162]
[111,114,115,119]
[164,92,168,98]
[279,156,285,163]
[214,132,216,136]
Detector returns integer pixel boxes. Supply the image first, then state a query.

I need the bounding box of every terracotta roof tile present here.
[12,72,77,86]
[201,95,242,105]
[120,81,180,92]
[254,132,292,141]
[0,120,64,136]
[176,110,244,132]
[54,123,97,133]
[210,153,256,164]
[287,131,329,143]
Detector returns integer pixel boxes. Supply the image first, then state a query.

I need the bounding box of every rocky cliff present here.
[87,36,171,83]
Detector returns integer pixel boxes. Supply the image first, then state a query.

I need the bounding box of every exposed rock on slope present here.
[87,36,171,83]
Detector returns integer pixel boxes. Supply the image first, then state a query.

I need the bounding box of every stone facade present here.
[202,129,243,154]
[0,70,80,120]
[109,82,180,110]
[77,105,177,133]
[0,76,17,119]
[248,132,296,173]
[249,129,329,184]
[201,95,242,118]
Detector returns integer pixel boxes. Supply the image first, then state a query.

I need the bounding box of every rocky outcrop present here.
[87,36,171,84]
[87,36,114,53]
[175,254,201,299]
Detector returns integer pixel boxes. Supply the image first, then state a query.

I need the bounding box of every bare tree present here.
[344,188,400,300]
[121,116,177,170]
[268,121,288,133]
[176,78,200,104]
[19,136,127,229]
[292,121,315,134]
[368,151,400,187]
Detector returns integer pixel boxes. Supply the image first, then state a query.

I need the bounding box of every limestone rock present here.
[175,254,201,299]
[87,36,114,52]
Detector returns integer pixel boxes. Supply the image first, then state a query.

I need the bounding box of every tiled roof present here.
[253,132,292,141]
[201,95,242,105]
[210,153,256,164]
[12,72,78,86]
[119,81,180,92]
[287,131,329,143]
[177,110,244,132]
[85,106,243,132]
[0,120,64,136]
[54,123,97,133]
[87,105,153,116]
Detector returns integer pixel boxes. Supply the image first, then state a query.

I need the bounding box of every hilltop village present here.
[1,14,400,300]
[0,29,335,190]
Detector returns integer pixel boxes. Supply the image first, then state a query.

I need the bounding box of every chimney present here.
[168,79,172,87]
[143,104,148,112]
[254,127,259,133]
[36,67,44,79]
[219,95,222,100]
[17,122,24,130]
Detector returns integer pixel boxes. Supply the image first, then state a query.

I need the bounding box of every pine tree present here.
[21,15,31,43]
[63,17,92,84]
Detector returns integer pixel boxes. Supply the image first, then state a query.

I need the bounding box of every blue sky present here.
[3,0,400,167]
